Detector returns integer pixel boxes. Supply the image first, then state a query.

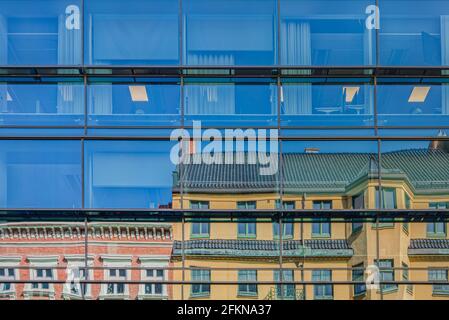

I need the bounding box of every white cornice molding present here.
[0,255,22,265]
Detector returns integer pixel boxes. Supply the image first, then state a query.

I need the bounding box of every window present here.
[0,140,81,209]
[32,268,53,291]
[429,269,449,295]
[427,203,447,237]
[403,193,411,233]
[191,269,210,297]
[0,0,82,65]
[273,201,294,239]
[312,269,333,300]
[274,269,295,299]
[280,0,376,66]
[352,263,366,296]
[238,270,257,296]
[183,0,278,66]
[402,262,413,295]
[0,268,15,294]
[190,201,210,238]
[84,141,176,209]
[352,193,365,233]
[312,201,331,237]
[143,269,165,296]
[375,187,396,227]
[88,80,181,127]
[376,259,397,293]
[85,0,179,65]
[106,268,127,296]
[237,202,257,238]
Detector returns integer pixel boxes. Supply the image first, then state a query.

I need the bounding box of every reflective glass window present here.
[183,0,277,66]
[88,79,181,127]
[0,140,81,208]
[0,82,84,126]
[0,0,82,65]
[379,0,449,66]
[85,0,179,65]
[84,140,177,209]
[280,0,376,66]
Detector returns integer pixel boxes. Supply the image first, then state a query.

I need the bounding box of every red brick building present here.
[0,221,173,300]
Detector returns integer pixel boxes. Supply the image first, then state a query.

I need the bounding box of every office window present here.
[0,268,15,294]
[273,201,294,239]
[280,0,376,66]
[352,264,366,296]
[376,260,397,293]
[190,201,210,238]
[352,193,365,233]
[84,141,176,209]
[0,82,84,127]
[238,270,257,296]
[427,203,447,237]
[183,0,277,66]
[191,269,210,297]
[429,269,449,295]
[312,269,333,300]
[88,80,181,127]
[0,140,81,209]
[85,0,179,65]
[280,81,374,128]
[106,269,127,296]
[274,269,295,299]
[0,0,82,65]
[184,79,277,127]
[312,201,331,237]
[375,187,396,227]
[143,269,165,296]
[379,0,449,66]
[237,201,257,238]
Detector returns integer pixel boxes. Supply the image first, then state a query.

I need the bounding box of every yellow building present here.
[170,142,449,300]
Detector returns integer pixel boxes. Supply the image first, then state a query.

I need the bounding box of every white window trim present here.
[62,255,95,300]
[23,255,59,300]
[99,255,132,300]
[0,256,21,300]
[138,255,170,300]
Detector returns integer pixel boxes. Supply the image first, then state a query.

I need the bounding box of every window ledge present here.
[432,291,449,297]
[378,287,398,295]
[189,293,210,299]
[190,235,210,239]
[137,294,168,300]
[237,292,258,298]
[98,294,130,300]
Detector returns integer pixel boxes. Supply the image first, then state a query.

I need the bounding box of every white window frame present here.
[0,256,21,300]
[23,255,59,300]
[99,255,132,300]
[138,256,170,300]
[62,255,94,300]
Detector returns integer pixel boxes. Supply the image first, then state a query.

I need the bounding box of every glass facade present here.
[0,0,448,301]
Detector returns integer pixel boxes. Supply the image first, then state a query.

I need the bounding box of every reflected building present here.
[0,222,172,300]
[171,139,449,300]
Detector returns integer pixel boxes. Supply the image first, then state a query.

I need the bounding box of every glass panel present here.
[280,0,376,66]
[84,140,177,209]
[0,140,81,208]
[183,0,277,66]
[184,78,277,127]
[0,217,86,300]
[0,82,84,126]
[379,0,449,66]
[0,0,82,65]
[377,82,449,127]
[85,0,179,65]
[280,80,374,127]
[87,79,181,127]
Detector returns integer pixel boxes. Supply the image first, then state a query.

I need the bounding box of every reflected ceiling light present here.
[343,87,360,103]
[6,91,12,101]
[408,86,430,103]
[129,85,148,102]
